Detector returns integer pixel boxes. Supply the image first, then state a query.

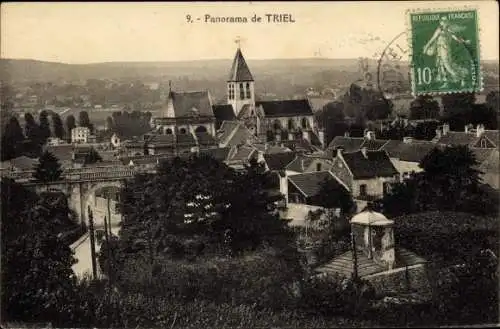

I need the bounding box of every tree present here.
[378,146,495,217]
[441,93,476,119]
[79,111,93,132]
[485,90,499,112]
[33,151,63,182]
[316,178,355,216]
[84,147,103,164]
[65,114,76,137]
[409,95,440,120]
[1,178,79,325]
[39,110,52,143]
[24,112,40,142]
[51,113,65,139]
[1,116,25,160]
[106,116,114,131]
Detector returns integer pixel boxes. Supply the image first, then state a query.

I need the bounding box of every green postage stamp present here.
[408,8,482,95]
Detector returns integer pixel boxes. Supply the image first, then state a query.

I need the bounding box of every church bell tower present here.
[227,40,255,117]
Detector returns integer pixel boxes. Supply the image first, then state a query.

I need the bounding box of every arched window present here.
[287,119,294,130]
[165,128,173,135]
[195,126,207,133]
[246,82,251,99]
[179,128,187,134]
[239,83,245,100]
[301,118,308,129]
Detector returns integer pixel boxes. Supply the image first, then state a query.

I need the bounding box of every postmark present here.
[407,8,483,96]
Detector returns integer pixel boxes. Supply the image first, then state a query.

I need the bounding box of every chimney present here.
[361,147,368,158]
[476,124,485,137]
[336,148,343,158]
[276,133,281,142]
[403,136,414,144]
[301,159,305,171]
[344,131,350,138]
[288,132,294,141]
[443,123,450,136]
[465,124,472,133]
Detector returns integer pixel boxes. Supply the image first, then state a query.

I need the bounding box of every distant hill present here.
[0,57,382,83]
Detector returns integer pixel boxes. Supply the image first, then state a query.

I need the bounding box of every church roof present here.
[168,91,214,118]
[228,48,254,81]
[213,104,236,123]
[257,99,313,117]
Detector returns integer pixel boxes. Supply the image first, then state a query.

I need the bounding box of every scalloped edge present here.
[405,6,484,96]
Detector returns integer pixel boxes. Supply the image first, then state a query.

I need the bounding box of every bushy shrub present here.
[300,275,375,316]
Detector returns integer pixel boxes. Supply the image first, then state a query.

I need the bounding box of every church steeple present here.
[227,41,255,117]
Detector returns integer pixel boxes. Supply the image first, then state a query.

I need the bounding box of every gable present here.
[473,135,497,149]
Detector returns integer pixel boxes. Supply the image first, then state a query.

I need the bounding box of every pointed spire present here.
[228,47,254,82]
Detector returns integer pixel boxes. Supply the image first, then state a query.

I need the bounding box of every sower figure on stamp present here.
[423,16,471,89]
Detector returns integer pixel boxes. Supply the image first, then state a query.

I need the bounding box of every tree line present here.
[0,110,95,161]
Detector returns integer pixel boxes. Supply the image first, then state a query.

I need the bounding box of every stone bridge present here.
[5,167,146,228]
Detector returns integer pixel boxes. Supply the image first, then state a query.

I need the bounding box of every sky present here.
[1,1,498,64]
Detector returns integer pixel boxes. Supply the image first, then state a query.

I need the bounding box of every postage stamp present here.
[408,8,483,96]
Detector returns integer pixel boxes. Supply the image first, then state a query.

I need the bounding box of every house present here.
[477,148,499,190]
[225,144,260,170]
[262,152,298,205]
[71,127,91,144]
[381,138,437,180]
[287,171,348,206]
[330,148,399,202]
[315,209,430,297]
[46,137,67,146]
[326,130,389,156]
[434,123,498,149]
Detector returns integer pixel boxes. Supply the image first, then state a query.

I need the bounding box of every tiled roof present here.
[263,152,297,171]
[288,171,346,198]
[327,136,365,153]
[230,145,257,162]
[195,132,218,147]
[148,134,174,147]
[470,147,496,164]
[257,99,313,117]
[286,155,315,173]
[4,156,39,171]
[169,91,214,118]
[435,131,479,147]
[45,145,74,161]
[266,145,293,154]
[281,138,317,153]
[315,248,427,278]
[382,140,437,163]
[341,150,399,179]
[217,121,240,144]
[199,147,231,162]
[228,48,254,81]
[483,130,499,147]
[479,149,499,172]
[360,139,389,151]
[213,104,236,123]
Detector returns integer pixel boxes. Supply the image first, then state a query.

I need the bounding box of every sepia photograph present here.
[0,1,499,328]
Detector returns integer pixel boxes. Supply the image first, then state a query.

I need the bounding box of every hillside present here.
[0,58,376,83]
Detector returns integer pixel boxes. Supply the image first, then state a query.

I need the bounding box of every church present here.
[150,45,320,152]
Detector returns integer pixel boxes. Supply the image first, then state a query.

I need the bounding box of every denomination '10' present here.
[415,67,432,85]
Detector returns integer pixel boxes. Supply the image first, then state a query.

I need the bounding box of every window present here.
[239,83,245,100]
[165,128,173,135]
[383,182,391,196]
[195,126,207,133]
[480,139,487,148]
[316,163,322,171]
[288,119,294,130]
[360,184,367,196]
[179,128,187,134]
[301,118,308,129]
[228,84,234,100]
[246,82,251,99]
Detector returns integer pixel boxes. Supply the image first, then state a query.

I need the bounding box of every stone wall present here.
[363,263,431,297]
